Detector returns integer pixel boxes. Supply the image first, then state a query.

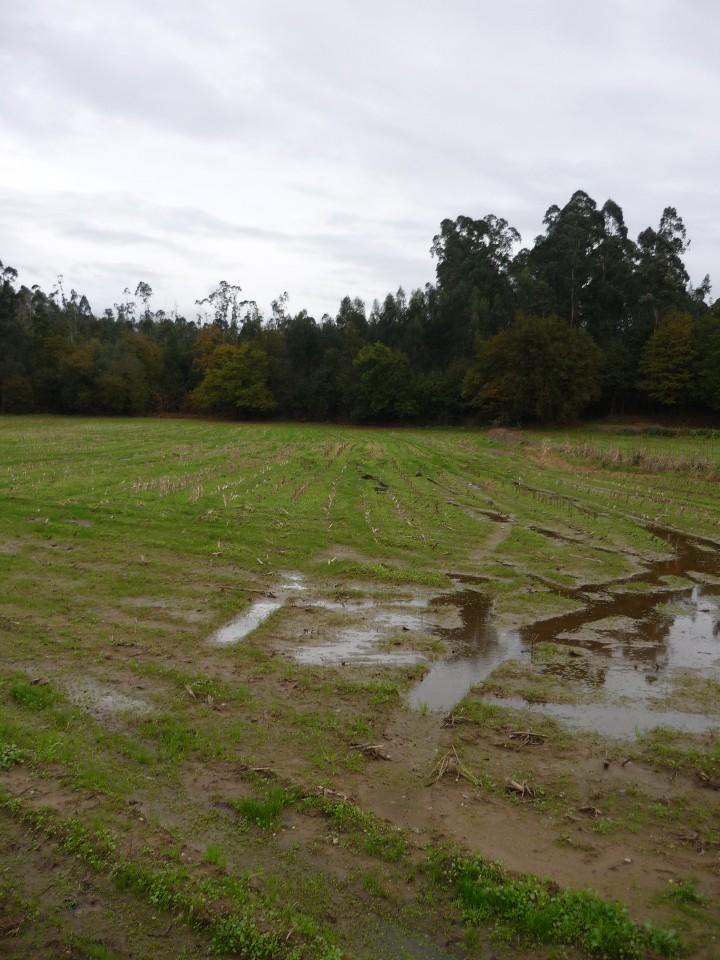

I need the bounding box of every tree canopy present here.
[0,190,716,425]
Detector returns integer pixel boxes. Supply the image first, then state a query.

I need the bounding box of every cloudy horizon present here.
[1,0,718,320]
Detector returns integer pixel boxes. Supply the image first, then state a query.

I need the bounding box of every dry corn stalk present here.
[441,712,473,728]
[507,730,546,746]
[428,746,479,786]
[506,779,536,800]
[350,743,391,761]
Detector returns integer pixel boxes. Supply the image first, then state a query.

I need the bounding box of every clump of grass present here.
[316,559,447,588]
[203,843,226,867]
[139,715,221,763]
[9,679,59,710]
[433,852,680,959]
[301,795,406,862]
[662,879,707,907]
[232,785,298,829]
[132,662,250,703]
[332,677,400,706]
[208,916,284,958]
[69,938,124,960]
[637,726,720,779]
[360,868,388,899]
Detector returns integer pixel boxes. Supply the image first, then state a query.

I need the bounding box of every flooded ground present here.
[209,526,720,738]
[409,524,720,736]
[209,598,284,645]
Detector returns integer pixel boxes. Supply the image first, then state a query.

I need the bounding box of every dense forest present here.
[1,190,718,424]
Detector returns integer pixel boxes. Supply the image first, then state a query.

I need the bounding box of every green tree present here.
[638,312,696,407]
[463,315,601,423]
[635,208,691,328]
[190,343,275,417]
[351,343,417,421]
[430,214,519,359]
[695,304,720,410]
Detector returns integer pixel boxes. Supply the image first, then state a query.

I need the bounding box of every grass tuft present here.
[432,851,680,959]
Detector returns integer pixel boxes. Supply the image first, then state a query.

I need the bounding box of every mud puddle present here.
[481,694,719,737]
[293,627,425,666]
[65,677,152,720]
[407,593,521,711]
[209,573,435,659]
[208,572,306,645]
[289,599,437,666]
[209,599,284,645]
[408,525,720,737]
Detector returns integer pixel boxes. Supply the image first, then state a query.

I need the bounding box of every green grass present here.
[434,851,680,959]
[232,785,299,829]
[2,416,720,957]
[203,843,226,866]
[636,726,720,779]
[661,880,707,907]
[9,679,60,710]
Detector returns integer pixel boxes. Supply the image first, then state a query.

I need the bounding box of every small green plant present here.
[69,937,124,960]
[140,716,200,762]
[301,795,407,862]
[209,915,283,958]
[0,741,26,769]
[232,786,298,829]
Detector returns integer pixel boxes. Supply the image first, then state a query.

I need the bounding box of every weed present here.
[0,741,26,769]
[233,786,298,829]
[209,916,285,958]
[69,937,125,960]
[301,795,407,862]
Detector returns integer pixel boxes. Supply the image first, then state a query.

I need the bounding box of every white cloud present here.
[1,0,717,317]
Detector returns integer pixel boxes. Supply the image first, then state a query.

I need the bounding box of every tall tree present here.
[463,315,601,423]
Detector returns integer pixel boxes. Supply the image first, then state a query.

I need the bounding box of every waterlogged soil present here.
[7,420,720,959]
[412,525,720,735]
[232,525,720,739]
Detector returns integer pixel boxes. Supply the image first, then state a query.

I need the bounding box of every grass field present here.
[1,416,720,959]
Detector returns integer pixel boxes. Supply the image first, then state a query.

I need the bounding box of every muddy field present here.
[1,417,719,959]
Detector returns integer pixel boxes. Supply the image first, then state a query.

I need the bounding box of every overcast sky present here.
[1,1,718,319]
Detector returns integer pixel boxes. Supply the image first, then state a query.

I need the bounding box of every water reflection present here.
[407,525,720,735]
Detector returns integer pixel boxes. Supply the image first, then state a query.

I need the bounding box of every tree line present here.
[1,190,717,424]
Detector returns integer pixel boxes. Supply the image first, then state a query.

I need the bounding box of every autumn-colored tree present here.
[190,343,275,417]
